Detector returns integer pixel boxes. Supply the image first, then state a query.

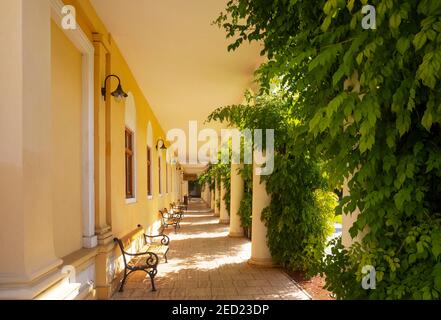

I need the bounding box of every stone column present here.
[229,164,244,237]
[214,179,220,216]
[178,170,183,202]
[249,163,273,266]
[91,33,115,300]
[0,0,63,299]
[210,182,215,211]
[342,177,365,247]
[207,184,211,206]
[201,183,206,202]
[182,180,188,200]
[174,169,178,202]
[219,180,230,224]
[92,33,113,246]
[203,183,210,205]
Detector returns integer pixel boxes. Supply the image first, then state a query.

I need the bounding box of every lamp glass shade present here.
[156,139,167,150]
[111,84,128,102]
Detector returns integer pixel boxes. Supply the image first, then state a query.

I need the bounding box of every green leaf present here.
[432,231,441,259]
[347,0,355,12]
[433,264,441,290]
[389,13,401,29]
[396,37,411,55]
[413,32,427,50]
[321,15,332,32]
[422,109,433,131]
[326,93,346,117]
[356,52,364,65]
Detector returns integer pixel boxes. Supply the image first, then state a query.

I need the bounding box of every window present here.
[125,128,134,199]
[147,146,152,196]
[166,164,169,193]
[158,156,162,195]
[170,166,173,194]
[125,92,136,203]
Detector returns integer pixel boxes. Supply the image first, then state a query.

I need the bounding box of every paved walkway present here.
[112,200,310,300]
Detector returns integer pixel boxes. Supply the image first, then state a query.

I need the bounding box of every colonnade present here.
[201,162,356,267]
[201,162,273,266]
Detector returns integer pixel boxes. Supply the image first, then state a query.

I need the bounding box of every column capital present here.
[92,32,111,53]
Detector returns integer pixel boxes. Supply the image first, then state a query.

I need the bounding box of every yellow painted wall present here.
[63,0,175,239]
[50,20,83,258]
[104,18,177,238]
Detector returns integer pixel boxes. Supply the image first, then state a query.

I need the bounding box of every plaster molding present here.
[50,0,97,249]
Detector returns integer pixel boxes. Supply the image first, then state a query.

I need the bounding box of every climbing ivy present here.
[238,164,253,231]
[208,91,336,272]
[216,0,441,299]
[198,162,231,214]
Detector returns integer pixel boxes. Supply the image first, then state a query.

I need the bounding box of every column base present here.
[96,229,113,246]
[82,235,98,248]
[0,260,64,299]
[95,239,120,300]
[219,219,230,224]
[213,212,220,217]
[228,231,244,238]
[95,285,112,300]
[248,256,275,267]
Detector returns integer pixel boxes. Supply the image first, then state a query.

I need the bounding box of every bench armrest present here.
[114,237,159,268]
[172,212,183,220]
[137,224,170,245]
[144,234,170,246]
[127,251,159,267]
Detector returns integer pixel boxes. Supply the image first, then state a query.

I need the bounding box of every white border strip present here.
[50,0,97,248]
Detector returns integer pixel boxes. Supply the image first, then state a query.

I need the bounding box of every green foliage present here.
[238,164,253,229]
[216,0,441,299]
[208,91,337,272]
[198,162,231,214]
[262,156,337,271]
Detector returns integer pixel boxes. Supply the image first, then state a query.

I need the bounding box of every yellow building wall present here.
[50,20,83,258]
[62,0,173,239]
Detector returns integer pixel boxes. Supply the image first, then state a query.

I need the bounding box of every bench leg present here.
[119,269,130,292]
[147,271,156,292]
[164,251,168,263]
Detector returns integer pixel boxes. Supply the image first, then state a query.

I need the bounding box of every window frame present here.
[158,155,162,196]
[147,146,153,198]
[166,163,169,194]
[125,127,135,200]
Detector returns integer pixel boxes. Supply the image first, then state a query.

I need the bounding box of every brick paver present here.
[112,200,310,300]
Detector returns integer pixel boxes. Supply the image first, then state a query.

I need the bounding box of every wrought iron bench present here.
[159,209,180,233]
[171,201,187,213]
[114,237,159,292]
[137,224,170,263]
[165,207,184,229]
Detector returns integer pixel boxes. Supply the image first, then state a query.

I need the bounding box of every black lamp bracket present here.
[101,74,123,101]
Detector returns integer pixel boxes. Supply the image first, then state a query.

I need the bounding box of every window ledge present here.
[126,198,137,204]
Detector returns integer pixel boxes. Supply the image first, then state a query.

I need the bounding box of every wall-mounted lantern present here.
[156,138,167,151]
[101,74,128,102]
